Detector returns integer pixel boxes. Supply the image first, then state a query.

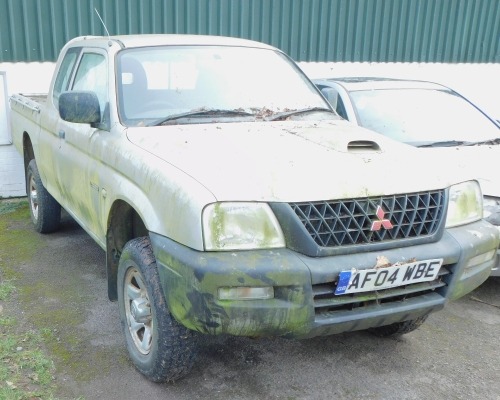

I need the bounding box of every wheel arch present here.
[105,199,148,300]
[22,132,35,190]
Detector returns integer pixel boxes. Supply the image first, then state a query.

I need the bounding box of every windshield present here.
[350,88,499,146]
[116,46,329,126]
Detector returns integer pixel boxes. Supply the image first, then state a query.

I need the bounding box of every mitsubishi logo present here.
[370,206,394,231]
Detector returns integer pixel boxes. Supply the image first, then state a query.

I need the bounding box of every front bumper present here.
[150,219,499,339]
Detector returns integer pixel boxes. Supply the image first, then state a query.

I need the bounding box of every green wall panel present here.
[0,0,498,62]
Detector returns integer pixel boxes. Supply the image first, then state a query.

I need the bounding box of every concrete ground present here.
[1,199,500,400]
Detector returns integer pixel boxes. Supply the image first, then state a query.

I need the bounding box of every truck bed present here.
[9,93,49,157]
[10,93,48,111]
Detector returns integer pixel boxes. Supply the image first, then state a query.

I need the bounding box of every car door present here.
[53,49,109,240]
[36,47,81,202]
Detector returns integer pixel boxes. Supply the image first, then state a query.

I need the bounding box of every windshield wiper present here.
[267,107,336,121]
[417,140,472,148]
[151,109,254,126]
[417,137,500,148]
[463,137,500,146]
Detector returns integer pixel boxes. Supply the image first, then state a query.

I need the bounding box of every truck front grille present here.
[290,190,445,248]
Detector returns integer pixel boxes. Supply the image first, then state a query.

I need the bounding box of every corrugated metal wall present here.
[0,0,499,63]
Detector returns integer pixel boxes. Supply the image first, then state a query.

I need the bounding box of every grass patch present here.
[0,198,28,216]
[0,282,58,399]
[1,199,95,398]
[0,198,38,281]
[0,281,15,301]
[0,201,62,399]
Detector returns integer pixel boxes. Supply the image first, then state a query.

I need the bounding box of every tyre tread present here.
[27,160,61,233]
[368,315,428,338]
[118,236,199,382]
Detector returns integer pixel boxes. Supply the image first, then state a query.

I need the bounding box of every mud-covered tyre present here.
[26,159,61,233]
[368,315,429,338]
[117,236,199,382]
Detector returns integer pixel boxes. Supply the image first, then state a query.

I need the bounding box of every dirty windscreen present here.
[116,46,329,126]
[350,88,499,146]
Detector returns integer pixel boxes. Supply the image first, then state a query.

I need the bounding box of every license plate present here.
[334,258,443,295]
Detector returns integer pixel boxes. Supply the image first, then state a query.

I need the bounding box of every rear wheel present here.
[117,236,199,382]
[26,159,61,233]
[368,315,428,337]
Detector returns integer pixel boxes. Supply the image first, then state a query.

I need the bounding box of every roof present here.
[68,34,278,51]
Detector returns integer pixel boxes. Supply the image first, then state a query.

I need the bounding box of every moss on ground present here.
[0,198,120,394]
[0,199,37,280]
[0,200,60,398]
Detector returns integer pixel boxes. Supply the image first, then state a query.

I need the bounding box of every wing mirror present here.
[59,91,101,126]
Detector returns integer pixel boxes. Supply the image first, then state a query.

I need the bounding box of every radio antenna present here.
[94,8,111,39]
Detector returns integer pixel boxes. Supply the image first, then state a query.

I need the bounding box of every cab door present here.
[38,47,81,201]
[54,49,109,240]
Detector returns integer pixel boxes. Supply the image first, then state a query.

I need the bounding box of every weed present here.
[0,198,28,215]
[0,281,15,300]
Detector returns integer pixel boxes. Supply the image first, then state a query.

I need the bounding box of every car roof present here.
[314,77,451,92]
[69,34,278,51]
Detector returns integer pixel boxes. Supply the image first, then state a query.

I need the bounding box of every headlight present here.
[202,202,285,250]
[446,181,483,228]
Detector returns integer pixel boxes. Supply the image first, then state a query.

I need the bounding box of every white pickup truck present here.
[9,34,500,382]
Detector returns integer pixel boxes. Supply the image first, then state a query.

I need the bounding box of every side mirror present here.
[59,91,101,125]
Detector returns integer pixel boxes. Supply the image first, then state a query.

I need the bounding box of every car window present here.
[117,46,329,125]
[335,95,348,120]
[52,47,81,109]
[350,88,499,145]
[72,53,108,119]
[319,86,348,120]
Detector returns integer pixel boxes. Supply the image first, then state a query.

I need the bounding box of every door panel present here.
[54,50,109,239]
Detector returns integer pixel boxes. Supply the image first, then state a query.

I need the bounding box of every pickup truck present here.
[9,34,500,382]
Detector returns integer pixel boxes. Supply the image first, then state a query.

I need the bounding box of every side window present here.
[72,53,108,121]
[52,47,80,108]
[336,96,348,120]
[319,86,349,120]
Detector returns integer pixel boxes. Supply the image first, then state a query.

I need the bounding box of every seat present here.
[120,57,148,119]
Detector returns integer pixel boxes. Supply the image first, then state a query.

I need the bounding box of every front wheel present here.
[117,237,199,382]
[26,159,61,233]
[368,315,429,338]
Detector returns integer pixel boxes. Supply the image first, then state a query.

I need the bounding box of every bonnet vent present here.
[347,140,381,153]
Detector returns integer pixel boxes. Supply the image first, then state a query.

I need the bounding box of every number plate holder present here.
[334,259,443,295]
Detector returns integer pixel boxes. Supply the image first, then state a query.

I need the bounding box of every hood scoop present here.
[347,140,381,153]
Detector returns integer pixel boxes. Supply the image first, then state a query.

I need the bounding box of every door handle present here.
[58,130,66,139]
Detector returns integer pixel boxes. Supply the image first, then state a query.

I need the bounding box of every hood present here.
[418,146,500,198]
[126,120,469,202]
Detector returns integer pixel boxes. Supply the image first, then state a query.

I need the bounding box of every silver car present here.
[314,77,500,276]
